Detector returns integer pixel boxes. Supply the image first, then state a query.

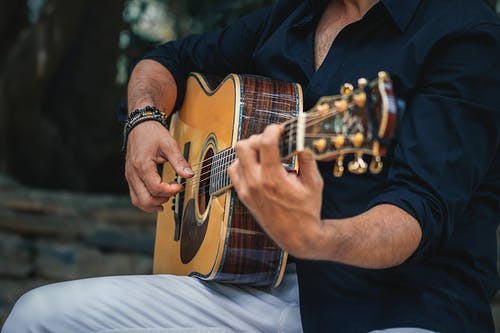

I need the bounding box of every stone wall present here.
[0,174,156,325]
[1,173,500,331]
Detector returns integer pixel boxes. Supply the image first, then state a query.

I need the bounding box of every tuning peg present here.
[333,155,345,177]
[353,92,366,107]
[378,71,389,80]
[369,155,383,174]
[357,78,368,89]
[348,151,368,174]
[350,132,364,147]
[332,135,345,149]
[340,83,354,96]
[334,99,348,113]
[313,138,327,153]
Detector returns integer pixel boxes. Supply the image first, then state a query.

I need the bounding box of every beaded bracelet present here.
[122,106,169,152]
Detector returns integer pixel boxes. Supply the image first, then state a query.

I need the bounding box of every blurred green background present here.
[0,0,499,328]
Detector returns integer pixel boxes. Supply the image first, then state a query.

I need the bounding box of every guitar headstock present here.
[297,71,399,177]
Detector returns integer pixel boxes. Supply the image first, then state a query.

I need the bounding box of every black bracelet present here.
[122,106,169,152]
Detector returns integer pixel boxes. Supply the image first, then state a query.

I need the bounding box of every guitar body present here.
[154,73,303,287]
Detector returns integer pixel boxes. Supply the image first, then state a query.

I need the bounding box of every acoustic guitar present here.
[154,71,399,287]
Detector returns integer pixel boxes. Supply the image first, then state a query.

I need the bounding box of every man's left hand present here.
[227,124,324,259]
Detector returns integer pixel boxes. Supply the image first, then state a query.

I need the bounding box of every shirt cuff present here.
[367,188,442,264]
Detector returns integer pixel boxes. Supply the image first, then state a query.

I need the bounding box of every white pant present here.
[2,265,302,333]
[2,263,437,333]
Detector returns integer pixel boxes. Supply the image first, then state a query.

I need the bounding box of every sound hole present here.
[197,147,213,216]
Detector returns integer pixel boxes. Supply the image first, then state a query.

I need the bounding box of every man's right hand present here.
[124,120,194,213]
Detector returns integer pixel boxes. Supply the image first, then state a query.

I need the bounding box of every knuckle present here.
[130,196,139,207]
[260,136,274,148]
[237,188,250,202]
[234,141,245,153]
[262,176,276,188]
[265,123,279,132]
[131,157,143,170]
[162,139,180,154]
[171,154,186,166]
[149,186,162,197]
[247,181,259,193]
[124,167,133,181]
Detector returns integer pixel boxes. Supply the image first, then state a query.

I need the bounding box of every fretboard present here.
[209,148,235,195]
[208,119,299,195]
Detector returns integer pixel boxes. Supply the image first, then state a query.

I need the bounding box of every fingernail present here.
[184,167,194,175]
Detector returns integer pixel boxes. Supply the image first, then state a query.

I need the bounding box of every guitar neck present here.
[208,117,303,196]
[208,147,236,195]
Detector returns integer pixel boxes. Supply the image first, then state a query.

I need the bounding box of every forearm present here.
[127,59,177,115]
[311,204,422,269]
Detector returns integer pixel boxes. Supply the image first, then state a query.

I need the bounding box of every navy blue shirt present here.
[142,0,500,331]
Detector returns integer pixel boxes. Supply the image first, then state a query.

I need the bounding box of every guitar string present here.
[168,88,357,202]
[178,108,345,189]
[178,111,326,185]
[175,106,334,172]
[187,105,344,177]
[171,94,343,172]
[173,110,344,191]
[168,97,362,200]
[175,109,360,201]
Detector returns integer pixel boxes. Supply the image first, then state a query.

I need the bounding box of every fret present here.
[209,147,236,195]
[279,120,297,159]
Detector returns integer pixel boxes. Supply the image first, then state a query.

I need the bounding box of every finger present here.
[297,150,323,189]
[228,159,251,202]
[228,159,244,189]
[259,124,284,170]
[159,138,194,179]
[234,135,259,180]
[138,159,183,197]
[128,172,169,212]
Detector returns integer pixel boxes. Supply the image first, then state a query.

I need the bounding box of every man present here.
[3,0,500,332]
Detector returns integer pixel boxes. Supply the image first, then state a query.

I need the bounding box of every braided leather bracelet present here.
[122,106,169,152]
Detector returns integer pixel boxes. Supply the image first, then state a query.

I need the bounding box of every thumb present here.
[297,151,322,187]
[160,140,194,178]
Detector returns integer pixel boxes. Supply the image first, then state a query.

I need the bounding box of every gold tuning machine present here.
[334,99,348,113]
[340,83,354,96]
[378,71,389,80]
[333,154,345,177]
[353,78,368,107]
[348,151,368,174]
[369,142,383,174]
[332,135,345,149]
[313,138,328,153]
[357,78,368,89]
[369,156,383,174]
[350,132,364,148]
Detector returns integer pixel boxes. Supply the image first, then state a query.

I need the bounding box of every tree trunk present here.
[0,0,126,192]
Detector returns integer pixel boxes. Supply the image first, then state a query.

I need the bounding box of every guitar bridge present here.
[173,141,190,241]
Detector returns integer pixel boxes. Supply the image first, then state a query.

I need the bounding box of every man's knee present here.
[2,284,58,333]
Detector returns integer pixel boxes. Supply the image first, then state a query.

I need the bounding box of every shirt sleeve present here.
[368,23,500,262]
[140,6,274,109]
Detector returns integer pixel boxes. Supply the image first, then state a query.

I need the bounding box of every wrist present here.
[122,106,169,152]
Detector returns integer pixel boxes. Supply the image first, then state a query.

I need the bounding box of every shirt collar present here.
[381,0,421,32]
[308,0,421,32]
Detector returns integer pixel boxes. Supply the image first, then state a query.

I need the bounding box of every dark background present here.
[0,0,499,329]
[0,0,498,193]
[0,0,275,194]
